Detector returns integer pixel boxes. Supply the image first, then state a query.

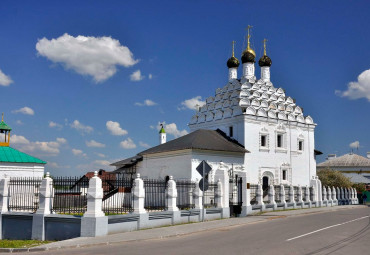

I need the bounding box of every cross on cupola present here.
[241,25,256,79]
[0,113,12,147]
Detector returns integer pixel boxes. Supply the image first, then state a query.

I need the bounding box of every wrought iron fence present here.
[176,180,195,210]
[294,186,299,202]
[274,185,281,203]
[203,182,217,208]
[229,177,242,206]
[8,177,42,212]
[284,185,290,202]
[250,184,258,205]
[143,179,167,211]
[52,176,88,215]
[102,174,133,214]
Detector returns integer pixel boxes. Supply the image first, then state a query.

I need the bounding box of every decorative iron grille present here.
[203,182,217,208]
[8,177,42,212]
[143,179,167,211]
[102,174,133,214]
[294,186,299,202]
[274,186,281,203]
[52,176,88,215]
[250,184,258,205]
[176,180,195,210]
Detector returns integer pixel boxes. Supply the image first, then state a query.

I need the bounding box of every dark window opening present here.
[282,170,287,180]
[229,126,233,137]
[298,141,303,151]
[277,134,283,148]
[261,135,267,147]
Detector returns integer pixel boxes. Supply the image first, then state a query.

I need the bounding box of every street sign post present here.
[196,160,212,221]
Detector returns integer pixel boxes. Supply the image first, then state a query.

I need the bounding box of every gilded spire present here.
[263,38,267,56]
[232,40,235,57]
[1,113,3,122]
[247,25,252,51]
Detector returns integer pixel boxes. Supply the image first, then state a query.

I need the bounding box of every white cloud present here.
[10,135,67,156]
[76,160,114,171]
[86,139,105,148]
[139,141,151,148]
[335,69,370,102]
[130,70,144,81]
[179,96,205,110]
[49,121,63,129]
[36,33,138,83]
[135,99,157,106]
[12,106,35,116]
[155,122,188,138]
[93,160,111,167]
[16,120,23,125]
[106,121,128,136]
[95,152,106,158]
[72,148,87,157]
[70,120,93,134]
[120,138,136,149]
[0,69,13,86]
[148,74,153,79]
[349,141,360,149]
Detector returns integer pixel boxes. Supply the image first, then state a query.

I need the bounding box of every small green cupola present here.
[159,124,166,134]
[159,124,166,144]
[0,113,12,147]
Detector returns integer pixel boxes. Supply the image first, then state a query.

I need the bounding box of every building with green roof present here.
[0,113,46,178]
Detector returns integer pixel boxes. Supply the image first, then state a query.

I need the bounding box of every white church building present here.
[112,29,321,187]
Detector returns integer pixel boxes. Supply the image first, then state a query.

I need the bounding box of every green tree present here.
[317,168,352,188]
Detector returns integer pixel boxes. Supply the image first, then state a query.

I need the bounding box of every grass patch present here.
[0,240,52,248]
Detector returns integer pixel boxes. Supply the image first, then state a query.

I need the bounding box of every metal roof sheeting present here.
[0,146,46,164]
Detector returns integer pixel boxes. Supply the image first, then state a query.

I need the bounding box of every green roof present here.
[0,120,12,131]
[159,127,166,133]
[0,146,46,164]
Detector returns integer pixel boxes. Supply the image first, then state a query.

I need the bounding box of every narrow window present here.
[277,134,283,148]
[298,141,303,151]
[229,126,233,137]
[261,135,266,147]
[282,170,287,180]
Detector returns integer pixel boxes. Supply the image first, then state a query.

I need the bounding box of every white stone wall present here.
[0,163,44,178]
[190,115,316,186]
[134,149,244,181]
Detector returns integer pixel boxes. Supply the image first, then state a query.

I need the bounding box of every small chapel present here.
[0,114,46,178]
[112,27,321,187]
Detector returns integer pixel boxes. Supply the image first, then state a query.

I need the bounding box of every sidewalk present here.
[35,205,363,251]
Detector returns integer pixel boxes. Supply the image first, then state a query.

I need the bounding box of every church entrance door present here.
[262,176,269,198]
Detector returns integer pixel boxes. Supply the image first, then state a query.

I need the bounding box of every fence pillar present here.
[305,186,311,208]
[215,179,223,209]
[0,176,10,240]
[81,171,108,237]
[297,185,303,208]
[336,187,341,205]
[280,184,287,209]
[268,185,277,210]
[322,186,327,206]
[193,180,203,210]
[327,186,332,206]
[214,168,229,210]
[353,188,358,204]
[238,171,250,217]
[256,183,265,211]
[31,173,53,240]
[166,176,178,212]
[332,186,337,205]
[348,188,353,205]
[288,185,296,208]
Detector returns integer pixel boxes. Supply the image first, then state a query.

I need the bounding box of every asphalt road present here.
[23,207,370,255]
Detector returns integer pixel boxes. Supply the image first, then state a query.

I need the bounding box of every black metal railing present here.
[8,177,42,212]
[203,182,217,208]
[143,179,167,211]
[176,180,195,210]
[294,186,299,202]
[102,174,133,214]
[52,176,88,215]
[250,184,258,205]
[274,186,281,203]
[284,185,290,202]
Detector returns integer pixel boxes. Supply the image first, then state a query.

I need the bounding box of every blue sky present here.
[0,0,369,176]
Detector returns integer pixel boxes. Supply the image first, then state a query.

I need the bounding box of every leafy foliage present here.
[352,183,366,193]
[317,168,352,188]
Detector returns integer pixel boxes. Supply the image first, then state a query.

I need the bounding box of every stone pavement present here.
[35,205,362,252]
